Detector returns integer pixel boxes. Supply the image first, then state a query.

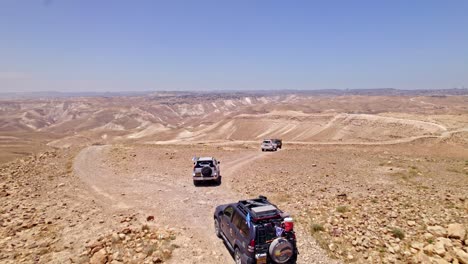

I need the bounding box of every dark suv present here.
[271,139,282,149]
[214,196,298,264]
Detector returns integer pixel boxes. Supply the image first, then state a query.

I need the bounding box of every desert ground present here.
[0,91,467,264]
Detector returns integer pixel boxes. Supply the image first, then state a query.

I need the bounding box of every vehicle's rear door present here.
[220,206,234,244]
[232,213,251,252]
[229,211,244,246]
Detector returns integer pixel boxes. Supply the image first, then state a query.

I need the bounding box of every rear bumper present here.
[243,253,256,264]
[262,147,275,150]
[193,175,219,181]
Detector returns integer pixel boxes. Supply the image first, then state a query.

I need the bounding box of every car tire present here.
[234,247,242,264]
[201,166,212,177]
[214,176,221,186]
[193,180,199,186]
[214,218,221,238]
[269,238,295,264]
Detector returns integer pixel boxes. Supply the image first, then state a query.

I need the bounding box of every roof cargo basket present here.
[237,196,282,221]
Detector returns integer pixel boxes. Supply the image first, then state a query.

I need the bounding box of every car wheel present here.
[201,166,212,177]
[214,218,221,238]
[269,238,294,264]
[214,176,221,186]
[234,248,242,264]
[193,180,199,186]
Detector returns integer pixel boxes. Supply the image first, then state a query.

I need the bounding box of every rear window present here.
[255,221,281,244]
[196,161,213,167]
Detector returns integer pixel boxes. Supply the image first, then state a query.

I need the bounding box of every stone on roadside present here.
[454,248,468,264]
[434,240,446,256]
[448,224,466,240]
[90,248,107,264]
[424,244,435,255]
[411,242,424,250]
[413,251,431,263]
[428,226,447,237]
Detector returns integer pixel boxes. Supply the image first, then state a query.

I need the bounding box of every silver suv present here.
[192,157,221,186]
[261,139,278,152]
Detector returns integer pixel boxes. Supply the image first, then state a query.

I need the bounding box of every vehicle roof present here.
[197,157,214,161]
[235,197,282,221]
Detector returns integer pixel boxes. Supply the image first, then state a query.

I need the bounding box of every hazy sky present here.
[1,0,467,92]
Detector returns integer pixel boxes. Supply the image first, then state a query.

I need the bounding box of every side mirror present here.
[218,161,221,164]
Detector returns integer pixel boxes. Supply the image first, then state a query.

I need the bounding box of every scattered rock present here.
[434,240,446,256]
[428,226,447,237]
[448,224,466,240]
[454,248,468,264]
[411,242,424,250]
[89,248,107,264]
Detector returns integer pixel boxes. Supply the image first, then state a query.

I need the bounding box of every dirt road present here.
[73,145,337,264]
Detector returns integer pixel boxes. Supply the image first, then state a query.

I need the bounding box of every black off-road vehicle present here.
[271,139,282,149]
[214,196,298,264]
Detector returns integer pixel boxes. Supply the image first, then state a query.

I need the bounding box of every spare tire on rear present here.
[269,237,294,263]
[201,166,212,177]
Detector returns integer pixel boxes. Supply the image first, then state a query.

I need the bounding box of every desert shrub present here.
[390,228,405,239]
[336,206,348,213]
[310,223,324,233]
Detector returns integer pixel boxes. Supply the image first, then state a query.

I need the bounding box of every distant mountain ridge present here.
[0,88,467,99]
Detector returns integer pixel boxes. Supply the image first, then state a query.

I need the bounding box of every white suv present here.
[261,139,277,152]
[192,157,221,185]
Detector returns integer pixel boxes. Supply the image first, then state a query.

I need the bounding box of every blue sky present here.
[0,0,467,92]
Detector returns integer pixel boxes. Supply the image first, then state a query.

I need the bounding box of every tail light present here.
[290,232,296,240]
[248,239,255,252]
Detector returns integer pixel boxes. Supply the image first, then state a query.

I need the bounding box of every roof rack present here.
[237,195,282,221]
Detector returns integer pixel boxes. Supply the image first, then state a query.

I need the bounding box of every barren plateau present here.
[0,92,467,264]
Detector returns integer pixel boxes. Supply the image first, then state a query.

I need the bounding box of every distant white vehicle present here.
[261,139,278,152]
[192,157,221,186]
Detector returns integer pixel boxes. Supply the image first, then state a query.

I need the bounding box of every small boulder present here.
[454,248,468,264]
[90,248,107,264]
[411,242,424,250]
[428,226,447,237]
[424,244,435,255]
[434,240,446,256]
[430,256,450,264]
[413,252,431,263]
[448,224,466,240]
[436,237,453,249]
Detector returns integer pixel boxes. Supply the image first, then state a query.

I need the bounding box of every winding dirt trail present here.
[74,146,339,263]
[74,145,241,263]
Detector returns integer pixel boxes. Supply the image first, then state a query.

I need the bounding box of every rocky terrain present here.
[0,92,467,263]
[231,142,468,263]
[0,149,180,264]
